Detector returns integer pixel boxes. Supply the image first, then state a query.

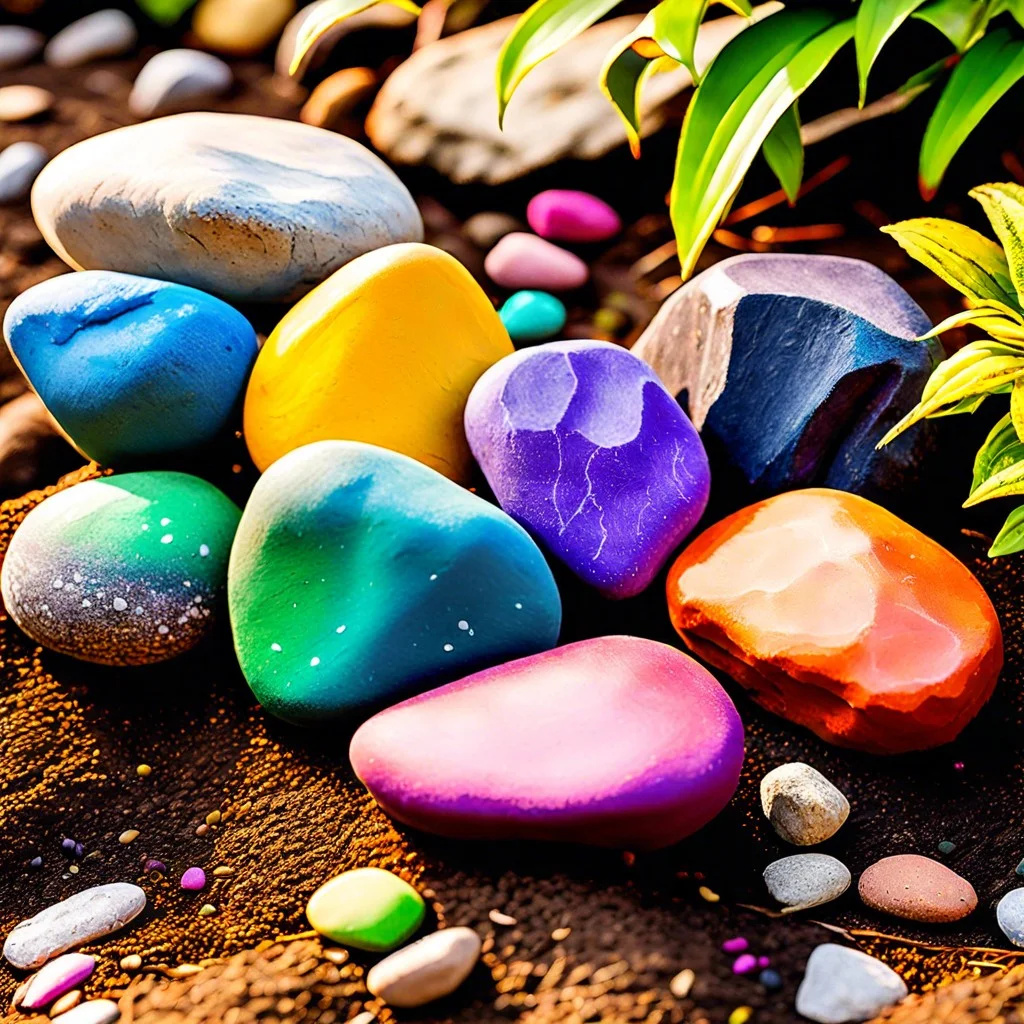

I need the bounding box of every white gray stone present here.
[0,142,47,204]
[44,10,137,68]
[0,26,44,70]
[764,853,851,912]
[796,944,906,1023]
[760,762,850,846]
[366,927,481,1008]
[31,111,423,302]
[3,883,146,969]
[129,49,232,119]
[51,998,120,1024]
[997,887,1024,948]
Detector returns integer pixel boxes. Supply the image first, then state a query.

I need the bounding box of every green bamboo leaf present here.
[971,412,1024,492]
[881,217,1021,313]
[670,9,854,280]
[762,102,802,203]
[856,0,929,107]
[135,0,198,23]
[919,29,1024,199]
[930,393,989,416]
[288,0,422,77]
[913,0,992,51]
[971,183,1024,307]
[965,453,1024,505]
[989,503,1024,556]
[496,0,624,125]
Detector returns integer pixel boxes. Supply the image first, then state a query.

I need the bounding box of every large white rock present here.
[31,112,423,301]
[795,945,907,1023]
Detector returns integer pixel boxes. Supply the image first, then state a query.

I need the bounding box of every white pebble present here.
[763,853,851,912]
[129,49,232,119]
[997,887,1024,947]
[366,927,481,1008]
[795,944,906,1023]
[0,26,44,70]
[45,10,137,68]
[51,998,120,1024]
[760,762,849,846]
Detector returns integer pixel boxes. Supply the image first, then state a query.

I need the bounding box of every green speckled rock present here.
[0,472,240,665]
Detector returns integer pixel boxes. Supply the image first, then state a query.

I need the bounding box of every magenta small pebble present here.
[180,867,206,890]
[732,954,757,975]
[526,190,621,243]
[722,937,748,953]
[757,956,770,968]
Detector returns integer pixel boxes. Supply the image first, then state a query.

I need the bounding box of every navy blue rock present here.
[4,270,258,465]
[631,254,941,498]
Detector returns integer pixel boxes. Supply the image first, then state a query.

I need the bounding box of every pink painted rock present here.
[527,190,621,242]
[350,636,744,849]
[20,953,95,1010]
[484,232,588,291]
[858,854,977,923]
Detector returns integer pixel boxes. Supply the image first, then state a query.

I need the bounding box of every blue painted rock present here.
[465,340,710,598]
[0,472,240,665]
[30,112,423,302]
[4,271,258,465]
[228,440,561,723]
[350,636,744,849]
[631,254,941,499]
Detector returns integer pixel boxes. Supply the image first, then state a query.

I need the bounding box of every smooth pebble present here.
[858,854,977,923]
[180,867,206,891]
[300,67,376,129]
[51,998,121,1024]
[796,944,907,1023]
[0,85,53,122]
[498,290,566,343]
[760,763,849,846]
[129,49,232,118]
[463,211,522,250]
[485,233,588,291]
[0,26,44,70]
[45,10,137,68]
[527,189,620,242]
[50,990,83,1015]
[366,927,481,1008]
[20,953,95,1010]
[997,887,1024,947]
[193,0,295,55]
[763,853,851,912]
[0,142,47,204]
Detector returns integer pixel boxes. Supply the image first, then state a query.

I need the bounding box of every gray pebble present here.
[764,853,851,912]
[129,49,232,119]
[0,142,47,204]
[795,944,907,1023]
[0,26,44,70]
[52,998,120,1024]
[366,927,481,1008]
[3,883,146,969]
[760,762,849,846]
[44,10,137,68]
[997,887,1024,947]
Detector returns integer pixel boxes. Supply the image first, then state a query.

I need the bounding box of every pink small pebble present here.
[20,953,95,1009]
[732,954,758,975]
[527,190,621,242]
[757,956,770,968]
[180,866,206,890]
[484,233,589,292]
[721,937,748,953]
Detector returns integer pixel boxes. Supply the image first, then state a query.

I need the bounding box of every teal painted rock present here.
[499,290,566,344]
[228,440,561,723]
[1,472,240,665]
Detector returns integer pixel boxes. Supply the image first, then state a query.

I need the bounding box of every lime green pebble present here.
[499,290,566,343]
[306,867,425,952]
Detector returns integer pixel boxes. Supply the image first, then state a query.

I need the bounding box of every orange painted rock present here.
[858,854,977,923]
[667,489,1002,754]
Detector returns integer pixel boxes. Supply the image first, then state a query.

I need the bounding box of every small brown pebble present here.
[121,954,142,970]
[212,865,234,877]
[858,853,977,923]
[698,886,719,903]
[50,989,82,1014]
[300,67,377,129]
[0,85,53,121]
[119,829,139,844]
[195,823,209,836]
[489,909,517,926]
[551,927,571,941]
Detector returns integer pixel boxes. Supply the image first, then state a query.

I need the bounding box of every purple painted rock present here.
[484,233,588,291]
[465,340,710,598]
[350,636,744,849]
[20,953,95,1010]
[527,190,621,242]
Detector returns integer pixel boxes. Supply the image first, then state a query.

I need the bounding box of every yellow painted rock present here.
[193,0,296,56]
[244,243,513,480]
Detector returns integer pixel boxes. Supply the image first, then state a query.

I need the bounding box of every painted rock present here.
[631,253,940,501]
[244,243,512,480]
[795,945,907,1024]
[20,953,95,1010]
[0,142,47,205]
[306,868,424,951]
[3,883,146,969]
[527,190,621,242]
[44,10,137,68]
[667,488,1002,754]
[193,0,296,55]
[499,290,566,343]
[51,1000,120,1024]
[760,763,849,846]
[31,112,423,302]
[5,271,258,465]
[366,927,481,1008]
[997,888,1024,947]
[1,472,240,666]
[129,49,232,118]
[485,233,588,291]
[465,341,710,598]
[763,854,851,912]
[350,636,744,849]
[228,441,560,723]
[858,854,977,923]
[0,26,44,70]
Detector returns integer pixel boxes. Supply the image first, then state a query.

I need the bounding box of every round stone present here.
[51,999,120,1024]
[795,944,907,1024]
[485,233,588,291]
[129,49,232,119]
[763,854,851,912]
[0,142,47,205]
[192,0,296,55]
[0,85,53,122]
[858,854,977,923]
[44,10,137,68]
[306,868,424,952]
[366,927,481,1008]
[31,112,423,302]
[300,67,377,129]
[0,26,44,70]
[180,867,206,891]
[498,290,566,343]
[997,888,1024,947]
[759,763,849,846]
[526,190,621,242]
[1,472,240,666]
[20,953,95,1010]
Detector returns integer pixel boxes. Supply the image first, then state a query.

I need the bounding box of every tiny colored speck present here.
[181,867,206,890]
[310,656,320,667]
[137,764,151,777]
[938,840,956,855]
[429,574,438,581]
[728,1007,753,1024]
[458,620,469,630]
[144,859,166,874]
[271,643,282,652]
[732,954,757,975]
[1016,857,1024,877]
[199,544,210,557]
[198,903,217,917]
[29,856,42,869]
[515,602,523,610]
[160,518,171,526]
[112,597,128,612]
[757,956,770,968]
[722,937,748,954]
[336,625,346,634]
[443,643,454,652]
[759,968,782,990]
[954,761,965,771]
[119,829,139,844]
[161,534,173,544]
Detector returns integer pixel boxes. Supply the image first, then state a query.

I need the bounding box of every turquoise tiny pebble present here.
[499,290,567,344]
[1016,857,1024,876]
[937,841,955,855]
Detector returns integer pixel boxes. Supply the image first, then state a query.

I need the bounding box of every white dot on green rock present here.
[336,625,346,634]
[161,517,171,526]
[199,544,210,557]
[310,656,320,667]
[161,534,173,544]
[443,643,454,652]
[271,643,282,652]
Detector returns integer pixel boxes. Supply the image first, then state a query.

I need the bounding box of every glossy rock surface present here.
[632,253,940,501]
[1,472,240,665]
[245,243,512,480]
[350,636,744,849]
[668,489,1002,753]
[228,441,561,723]
[5,271,258,465]
[31,112,423,302]
[465,341,710,598]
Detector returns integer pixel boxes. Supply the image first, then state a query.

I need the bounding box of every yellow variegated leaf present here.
[1013,378,1024,440]
[989,504,1024,556]
[971,183,1024,308]
[971,412,1024,493]
[919,305,1024,339]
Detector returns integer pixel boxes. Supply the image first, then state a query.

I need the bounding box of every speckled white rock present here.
[51,998,120,1024]
[795,944,906,1023]
[31,112,423,301]
[760,763,850,846]
[0,142,47,204]
[44,10,137,68]
[997,888,1024,948]
[763,854,851,912]
[3,883,146,969]
[129,49,232,118]
[366,927,481,1008]
[0,26,44,70]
